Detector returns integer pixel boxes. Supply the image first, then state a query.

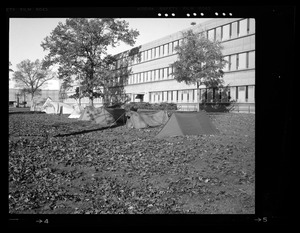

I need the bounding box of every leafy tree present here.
[12,59,55,110]
[69,86,84,105]
[41,18,139,106]
[9,61,14,72]
[171,29,227,111]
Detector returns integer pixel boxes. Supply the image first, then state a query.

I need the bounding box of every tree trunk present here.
[197,82,200,112]
[30,94,35,111]
[89,93,94,107]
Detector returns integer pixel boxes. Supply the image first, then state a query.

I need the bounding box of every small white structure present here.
[68,104,84,118]
[42,97,74,114]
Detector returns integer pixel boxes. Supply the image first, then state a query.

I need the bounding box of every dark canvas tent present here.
[79,106,125,127]
[155,111,219,138]
[126,110,169,129]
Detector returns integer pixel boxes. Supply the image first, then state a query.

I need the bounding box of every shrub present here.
[199,100,236,112]
[123,102,177,111]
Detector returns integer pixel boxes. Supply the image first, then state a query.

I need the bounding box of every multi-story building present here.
[64,18,255,112]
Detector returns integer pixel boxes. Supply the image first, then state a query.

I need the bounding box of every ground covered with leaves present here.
[9,111,255,214]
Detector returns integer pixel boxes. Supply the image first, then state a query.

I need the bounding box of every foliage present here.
[68,87,83,102]
[41,18,139,106]
[123,102,178,111]
[9,61,14,72]
[199,101,236,112]
[172,29,227,89]
[12,59,55,104]
[9,113,255,214]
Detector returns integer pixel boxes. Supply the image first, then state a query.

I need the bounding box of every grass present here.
[9,112,255,214]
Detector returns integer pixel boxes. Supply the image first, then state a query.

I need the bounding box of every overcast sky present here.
[9,18,212,89]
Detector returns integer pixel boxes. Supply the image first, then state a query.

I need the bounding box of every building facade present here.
[64,18,255,112]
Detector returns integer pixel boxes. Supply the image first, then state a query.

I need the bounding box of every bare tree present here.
[12,59,56,110]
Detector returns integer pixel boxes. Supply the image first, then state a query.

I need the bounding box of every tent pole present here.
[108,112,126,128]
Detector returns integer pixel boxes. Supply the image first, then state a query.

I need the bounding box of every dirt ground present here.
[9,111,255,214]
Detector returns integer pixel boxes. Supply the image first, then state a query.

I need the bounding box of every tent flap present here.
[156,111,219,138]
[42,97,74,114]
[126,110,169,129]
[79,106,125,127]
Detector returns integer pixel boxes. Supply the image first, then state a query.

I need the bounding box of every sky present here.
[9,18,212,89]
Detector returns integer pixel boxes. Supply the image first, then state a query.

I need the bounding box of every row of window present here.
[127,50,255,85]
[144,85,255,103]
[207,18,255,42]
[128,66,174,85]
[64,85,255,105]
[223,51,255,71]
[115,18,255,69]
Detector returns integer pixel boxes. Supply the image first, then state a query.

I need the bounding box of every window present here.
[160,69,164,79]
[231,54,237,71]
[222,24,230,40]
[151,48,155,60]
[169,42,173,55]
[148,71,151,81]
[173,40,179,53]
[248,85,254,102]
[223,56,230,71]
[132,74,135,83]
[134,54,138,64]
[248,51,255,68]
[151,70,154,81]
[138,73,141,83]
[168,67,172,78]
[164,44,168,56]
[156,69,160,80]
[143,73,145,82]
[164,68,168,78]
[148,49,152,60]
[208,29,215,41]
[179,39,183,46]
[216,27,222,41]
[155,47,159,58]
[249,18,255,34]
[239,53,247,69]
[160,45,164,57]
[236,87,239,100]
[231,22,238,38]
[239,19,248,37]
[140,52,144,62]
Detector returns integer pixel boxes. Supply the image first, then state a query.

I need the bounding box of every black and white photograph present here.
[7,6,294,227]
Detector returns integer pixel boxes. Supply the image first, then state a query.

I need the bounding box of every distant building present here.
[63,18,255,112]
[9,89,60,107]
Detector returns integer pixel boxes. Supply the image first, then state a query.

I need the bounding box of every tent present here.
[68,104,84,119]
[79,106,126,127]
[42,97,74,114]
[126,110,169,129]
[155,111,219,138]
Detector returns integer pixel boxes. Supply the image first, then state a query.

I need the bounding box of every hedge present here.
[123,102,177,111]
